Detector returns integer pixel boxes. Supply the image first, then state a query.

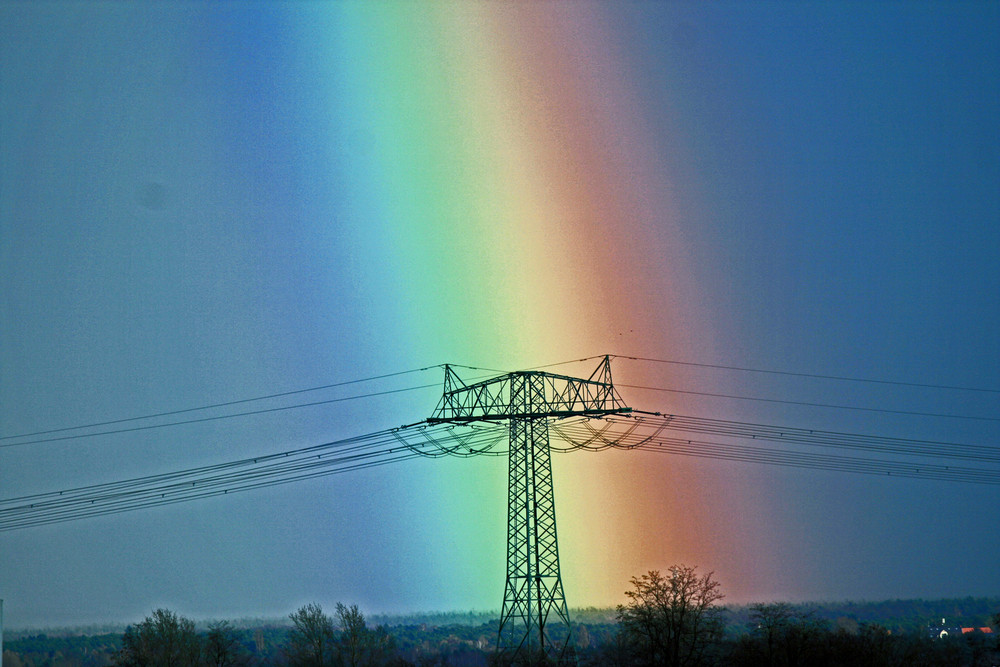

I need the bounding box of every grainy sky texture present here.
[1,1,998,629]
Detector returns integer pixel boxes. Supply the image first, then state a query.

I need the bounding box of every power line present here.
[551,415,1000,485]
[2,428,394,504]
[451,356,999,422]
[627,438,998,485]
[614,354,1000,394]
[620,383,1000,423]
[1,383,441,450]
[9,355,993,452]
[4,406,996,532]
[527,355,614,372]
[445,355,613,374]
[0,365,443,442]
[654,413,1000,461]
[0,422,508,531]
[1,367,516,451]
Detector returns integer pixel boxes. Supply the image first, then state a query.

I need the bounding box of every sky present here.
[1,1,998,630]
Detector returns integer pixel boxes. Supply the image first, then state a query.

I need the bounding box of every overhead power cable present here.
[0,421,508,532]
[443,355,613,377]
[3,406,996,532]
[619,383,1000,423]
[9,355,992,452]
[613,354,1000,394]
[0,365,443,443]
[1,383,442,449]
[449,356,999,422]
[550,415,1000,485]
[626,437,996,484]
[5,355,997,533]
[646,413,1000,462]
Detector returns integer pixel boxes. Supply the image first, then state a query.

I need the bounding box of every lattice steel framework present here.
[429,357,630,665]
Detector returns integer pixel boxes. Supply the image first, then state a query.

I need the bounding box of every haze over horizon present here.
[2,1,997,630]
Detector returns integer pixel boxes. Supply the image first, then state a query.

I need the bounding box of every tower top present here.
[428,356,631,423]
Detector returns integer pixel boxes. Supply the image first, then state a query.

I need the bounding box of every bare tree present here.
[204,620,246,667]
[334,603,395,667]
[115,608,201,667]
[336,603,366,667]
[287,603,336,667]
[746,602,826,667]
[616,566,725,667]
[749,602,793,667]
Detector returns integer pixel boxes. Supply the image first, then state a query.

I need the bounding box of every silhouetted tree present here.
[335,602,396,667]
[204,621,246,667]
[115,609,201,667]
[748,602,794,666]
[857,623,904,667]
[287,603,336,667]
[337,603,368,667]
[738,602,827,667]
[616,566,725,667]
[590,628,636,667]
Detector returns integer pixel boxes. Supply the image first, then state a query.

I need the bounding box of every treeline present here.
[723,596,1000,636]
[604,567,1000,667]
[4,577,999,667]
[3,633,124,667]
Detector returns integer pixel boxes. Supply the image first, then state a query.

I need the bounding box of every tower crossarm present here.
[428,357,631,423]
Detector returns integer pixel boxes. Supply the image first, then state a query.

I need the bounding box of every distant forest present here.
[5,595,999,667]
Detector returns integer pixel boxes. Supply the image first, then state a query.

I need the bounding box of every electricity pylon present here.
[428,357,631,665]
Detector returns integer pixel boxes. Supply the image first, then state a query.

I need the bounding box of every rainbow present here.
[202,3,782,608]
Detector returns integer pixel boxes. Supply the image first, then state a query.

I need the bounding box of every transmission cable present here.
[442,356,999,422]
[619,383,999,423]
[613,354,1000,394]
[645,413,1000,462]
[550,415,1000,485]
[0,365,443,442]
[0,421,508,531]
[2,383,441,450]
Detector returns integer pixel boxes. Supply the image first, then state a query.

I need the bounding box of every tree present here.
[748,602,794,667]
[204,621,246,667]
[616,566,725,667]
[337,603,368,667]
[334,602,396,667]
[115,608,201,667]
[742,602,827,667]
[287,603,336,667]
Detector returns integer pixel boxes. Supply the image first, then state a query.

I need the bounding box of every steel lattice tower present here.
[429,357,630,665]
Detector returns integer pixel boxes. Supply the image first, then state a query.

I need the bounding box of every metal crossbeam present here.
[429,357,630,424]
[428,357,631,665]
